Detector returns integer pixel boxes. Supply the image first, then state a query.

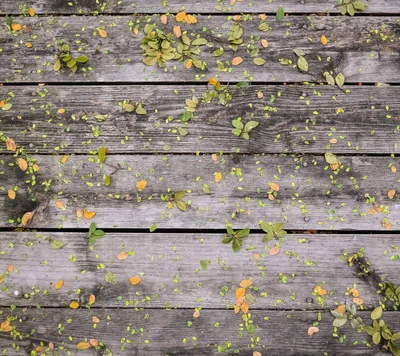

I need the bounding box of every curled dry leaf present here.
[8,189,16,200]
[193,310,200,318]
[232,57,243,66]
[117,251,129,260]
[173,25,182,38]
[69,301,79,309]
[6,138,16,151]
[76,342,91,350]
[21,212,33,226]
[18,158,28,171]
[214,172,222,183]
[268,182,280,192]
[55,280,64,290]
[83,211,96,219]
[308,326,319,336]
[137,179,147,190]
[98,28,108,38]
[269,246,280,256]
[129,276,141,285]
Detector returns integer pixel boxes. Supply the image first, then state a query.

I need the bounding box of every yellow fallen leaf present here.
[335,304,346,314]
[235,287,246,299]
[76,342,90,350]
[69,301,79,309]
[186,14,197,24]
[321,35,328,46]
[231,57,243,66]
[239,279,252,289]
[241,301,249,313]
[214,172,222,183]
[83,211,96,219]
[32,164,40,172]
[55,280,64,290]
[313,285,322,293]
[234,304,241,314]
[117,251,129,260]
[11,23,22,31]
[98,28,107,38]
[21,212,33,226]
[25,42,33,48]
[29,8,35,16]
[137,179,147,191]
[133,27,139,35]
[61,155,68,164]
[58,108,65,114]
[8,189,16,200]
[89,294,96,304]
[308,326,319,336]
[176,11,186,22]
[129,276,141,285]
[18,158,28,171]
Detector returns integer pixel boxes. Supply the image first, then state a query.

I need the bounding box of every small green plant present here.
[163,191,188,211]
[382,283,400,309]
[175,34,207,69]
[54,42,89,73]
[120,100,147,114]
[232,117,259,140]
[330,302,364,330]
[228,21,243,51]
[259,221,287,242]
[338,0,368,16]
[88,222,105,245]
[221,227,250,252]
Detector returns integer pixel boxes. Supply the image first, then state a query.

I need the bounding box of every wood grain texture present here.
[0,0,398,15]
[1,154,400,230]
[2,85,400,154]
[0,15,399,83]
[1,232,399,309]
[0,308,396,355]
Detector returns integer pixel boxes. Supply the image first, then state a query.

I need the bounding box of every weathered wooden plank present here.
[0,15,399,83]
[0,0,398,15]
[0,308,396,355]
[2,85,400,154]
[1,154,400,230]
[1,232,399,309]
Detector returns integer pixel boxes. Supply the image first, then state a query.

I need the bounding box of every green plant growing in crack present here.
[221,227,250,252]
[232,117,259,140]
[259,221,287,242]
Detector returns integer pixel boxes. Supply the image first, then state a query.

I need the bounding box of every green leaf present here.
[260,221,273,233]
[93,229,105,237]
[330,310,345,318]
[180,111,193,122]
[136,105,147,115]
[105,271,117,284]
[232,128,242,137]
[392,333,400,342]
[123,103,135,112]
[297,56,308,72]
[276,7,285,20]
[244,121,259,132]
[335,73,345,88]
[235,228,250,238]
[54,58,61,72]
[262,232,274,242]
[176,200,187,211]
[104,175,111,186]
[212,47,224,57]
[246,323,255,334]
[236,81,250,88]
[371,306,383,320]
[76,55,89,63]
[89,222,97,234]
[51,240,65,249]
[347,3,355,16]
[232,238,243,252]
[6,16,13,28]
[143,56,158,66]
[325,152,338,164]
[372,331,381,345]
[178,127,188,136]
[174,191,185,201]
[192,38,208,46]
[232,118,244,129]
[67,59,76,68]
[353,1,367,10]
[150,223,157,232]
[253,57,266,66]
[241,132,250,140]
[246,293,255,304]
[181,34,191,46]
[221,237,233,244]
[324,72,335,86]
[98,146,107,163]
[1,103,12,111]
[227,226,234,235]
[293,48,305,57]
[333,317,348,327]
[364,326,377,336]
[200,260,209,270]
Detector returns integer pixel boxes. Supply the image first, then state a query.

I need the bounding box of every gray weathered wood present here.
[0,15,398,83]
[0,308,396,355]
[1,154,400,230]
[2,85,400,154]
[0,0,398,15]
[1,232,399,309]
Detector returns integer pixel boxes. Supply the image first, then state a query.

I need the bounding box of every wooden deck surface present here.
[1,1,400,355]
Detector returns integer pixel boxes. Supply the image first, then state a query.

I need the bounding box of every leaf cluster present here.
[175,34,207,69]
[330,302,363,330]
[339,0,368,16]
[259,221,287,242]
[54,43,89,73]
[293,48,308,73]
[164,191,188,211]
[202,85,232,107]
[383,283,400,309]
[88,222,105,245]
[232,117,259,140]
[324,71,345,88]
[122,100,147,114]
[221,227,250,252]
[228,22,243,51]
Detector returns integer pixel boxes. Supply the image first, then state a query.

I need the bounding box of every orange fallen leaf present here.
[117,251,129,260]
[137,179,147,191]
[349,288,359,297]
[319,289,327,296]
[329,138,338,144]
[330,162,340,171]
[368,208,375,215]
[56,200,65,210]
[32,164,40,172]
[11,23,22,31]
[388,189,396,199]
[25,42,33,48]
[76,342,90,350]
[176,11,186,22]
[208,77,217,86]
[254,253,260,260]
[261,39,268,48]
[160,14,168,25]
[335,304,346,314]
[383,220,392,230]
[98,28,107,38]
[18,158,28,171]
[129,276,141,285]
[269,246,280,256]
[173,25,182,38]
[61,155,68,164]
[308,326,319,336]
[92,316,100,323]
[236,287,246,299]
[240,279,252,289]
[268,182,279,192]
[6,138,16,151]
[313,285,322,293]
[49,342,54,350]
[21,212,33,226]
[186,14,197,24]
[214,172,222,183]
[193,310,200,318]
[0,100,4,108]
[58,108,65,114]
[353,297,364,305]
[233,15,241,21]
[35,347,43,353]
[8,189,16,200]
[374,205,384,213]
[89,294,96,305]
[7,264,14,273]
[90,339,99,347]
[253,352,262,356]
[232,57,243,66]
[258,14,267,21]
[391,166,397,173]
[83,211,96,219]
[76,208,84,217]
[321,35,328,46]
[268,194,274,201]
[133,27,139,35]
[235,296,244,307]
[234,304,241,314]
[69,301,79,309]
[211,153,218,161]
[55,280,64,290]
[241,301,249,314]
[186,59,193,69]
[29,8,35,16]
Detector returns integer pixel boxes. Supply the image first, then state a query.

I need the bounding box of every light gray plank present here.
[2,85,400,154]
[0,15,399,83]
[0,0,398,15]
[1,232,399,309]
[0,308,396,355]
[1,154,400,230]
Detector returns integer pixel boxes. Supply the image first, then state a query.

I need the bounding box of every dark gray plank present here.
[1,154,400,230]
[0,15,399,83]
[0,308,395,355]
[2,85,400,154]
[1,232,399,309]
[0,0,398,15]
